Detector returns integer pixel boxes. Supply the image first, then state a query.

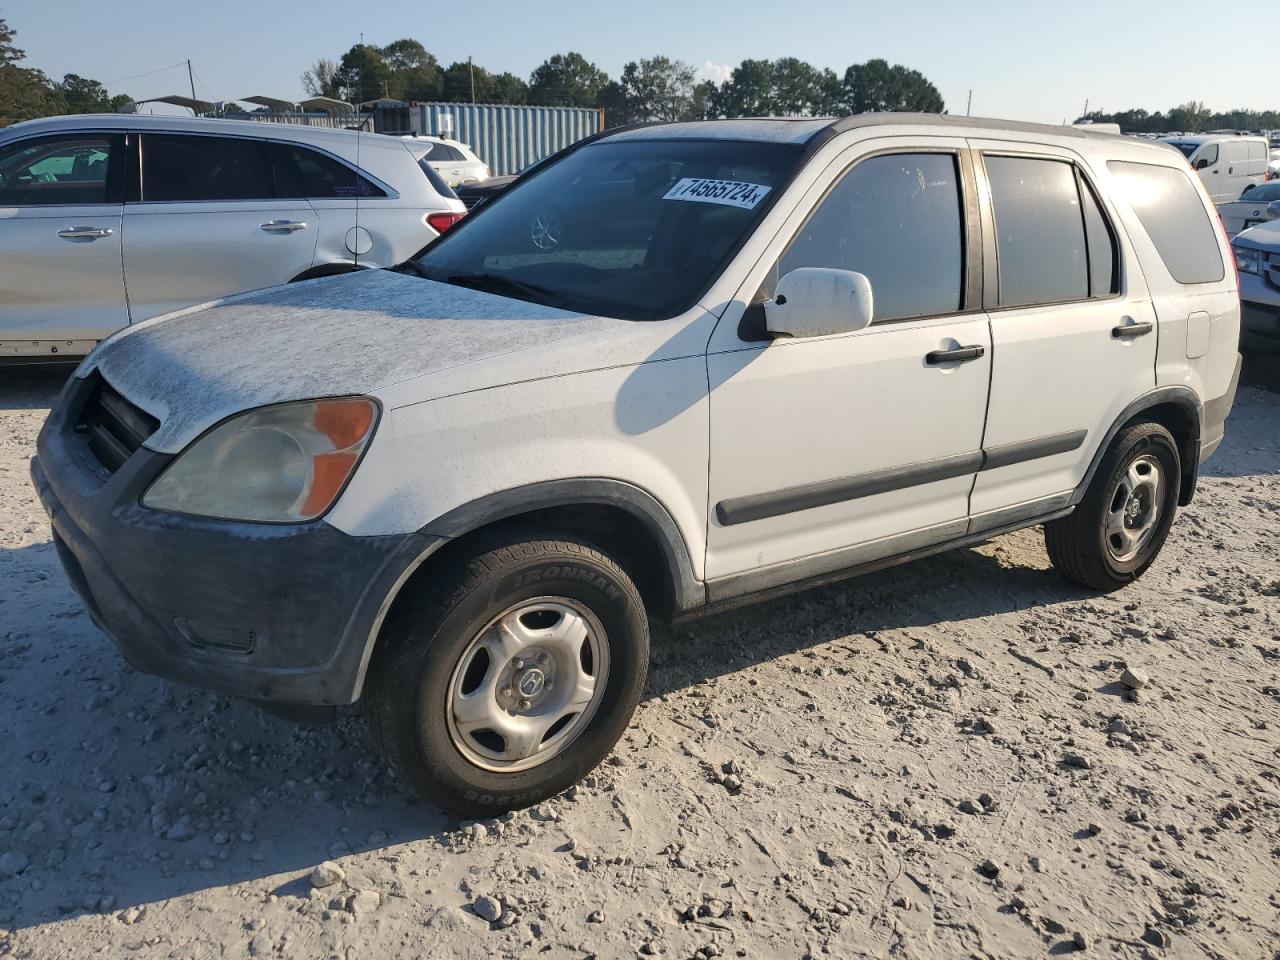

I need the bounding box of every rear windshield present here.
[416,157,458,200]
[1107,160,1224,284]
[413,138,804,321]
[1241,182,1280,202]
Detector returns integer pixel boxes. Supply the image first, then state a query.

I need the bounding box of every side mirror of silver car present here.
[765,268,874,339]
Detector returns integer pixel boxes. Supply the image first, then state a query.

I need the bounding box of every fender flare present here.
[1070,386,1203,508]
[418,478,705,613]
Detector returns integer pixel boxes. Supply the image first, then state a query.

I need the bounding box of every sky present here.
[4,0,1261,123]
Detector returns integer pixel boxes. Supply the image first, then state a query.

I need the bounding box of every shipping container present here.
[413,102,603,177]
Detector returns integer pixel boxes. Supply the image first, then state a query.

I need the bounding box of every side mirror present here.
[765,268,874,339]
[1194,158,1209,170]
[1268,200,1280,219]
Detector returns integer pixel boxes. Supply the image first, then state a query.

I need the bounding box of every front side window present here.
[778,152,964,322]
[268,143,385,199]
[1107,160,1224,284]
[0,134,116,206]
[414,138,803,321]
[1193,143,1219,168]
[985,156,1091,307]
[141,134,272,202]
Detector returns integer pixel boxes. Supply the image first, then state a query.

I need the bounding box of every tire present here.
[1045,421,1181,592]
[366,533,649,816]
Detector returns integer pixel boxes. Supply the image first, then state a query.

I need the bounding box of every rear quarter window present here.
[1106,160,1224,285]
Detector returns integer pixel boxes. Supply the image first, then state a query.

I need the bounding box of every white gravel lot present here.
[1,365,1278,960]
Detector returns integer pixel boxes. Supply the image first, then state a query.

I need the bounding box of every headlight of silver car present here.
[1234,245,1261,275]
[142,398,379,522]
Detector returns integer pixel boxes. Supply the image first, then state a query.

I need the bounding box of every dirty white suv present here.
[33,115,1241,815]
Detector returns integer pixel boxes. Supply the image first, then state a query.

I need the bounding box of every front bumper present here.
[32,375,440,706]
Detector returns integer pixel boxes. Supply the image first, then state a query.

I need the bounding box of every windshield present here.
[413,138,804,321]
[1168,141,1198,158]
[1242,183,1280,202]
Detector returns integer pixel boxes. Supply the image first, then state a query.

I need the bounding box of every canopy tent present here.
[238,95,298,113]
[298,96,356,116]
[121,95,217,115]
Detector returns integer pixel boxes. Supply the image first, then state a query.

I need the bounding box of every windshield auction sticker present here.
[663,178,771,210]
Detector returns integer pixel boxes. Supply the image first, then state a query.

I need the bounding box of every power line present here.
[101,60,190,87]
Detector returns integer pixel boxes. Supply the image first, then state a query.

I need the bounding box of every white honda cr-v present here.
[34,115,1241,815]
[0,114,465,362]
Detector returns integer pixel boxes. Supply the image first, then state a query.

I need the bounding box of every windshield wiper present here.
[390,258,430,278]
[445,272,557,303]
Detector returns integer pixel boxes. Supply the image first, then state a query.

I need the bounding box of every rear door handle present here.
[925,345,986,365]
[57,226,113,240]
[1112,321,1153,339]
[260,220,307,233]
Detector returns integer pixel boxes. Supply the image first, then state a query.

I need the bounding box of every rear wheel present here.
[1045,422,1181,591]
[366,534,648,815]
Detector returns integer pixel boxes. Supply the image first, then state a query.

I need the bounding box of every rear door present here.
[705,141,991,586]
[123,132,316,321]
[966,143,1157,528]
[0,131,128,349]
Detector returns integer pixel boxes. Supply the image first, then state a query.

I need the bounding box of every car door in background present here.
[0,132,128,352]
[268,141,385,269]
[705,146,991,586]
[122,133,317,321]
[966,146,1156,527]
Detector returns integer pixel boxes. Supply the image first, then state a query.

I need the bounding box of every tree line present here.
[303,42,945,125]
[1078,101,1280,134]
[0,17,130,122]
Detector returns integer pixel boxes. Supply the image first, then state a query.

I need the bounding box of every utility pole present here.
[469,56,476,104]
[187,59,196,101]
[1082,98,1089,118]
[966,90,972,117]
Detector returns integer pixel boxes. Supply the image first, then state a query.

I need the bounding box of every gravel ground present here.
[1,363,1278,960]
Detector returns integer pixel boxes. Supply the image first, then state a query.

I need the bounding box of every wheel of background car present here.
[530,212,563,250]
[1044,422,1181,591]
[365,532,649,815]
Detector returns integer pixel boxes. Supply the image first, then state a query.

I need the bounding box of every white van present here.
[1162,134,1269,201]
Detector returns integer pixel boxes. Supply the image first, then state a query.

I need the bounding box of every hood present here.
[85,270,634,454]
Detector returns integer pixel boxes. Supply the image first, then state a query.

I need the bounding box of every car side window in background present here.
[1106,160,1225,284]
[778,152,963,322]
[142,134,272,202]
[0,135,115,206]
[268,143,386,199]
[1196,143,1219,168]
[985,156,1089,307]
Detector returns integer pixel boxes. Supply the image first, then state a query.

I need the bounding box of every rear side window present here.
[779,152,964,322]
[142,134,272,202]
[268,143,386,199]
[985,156,1089,307]
[1106,161,1224,284]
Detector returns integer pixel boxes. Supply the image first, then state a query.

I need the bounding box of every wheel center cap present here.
[517,669,546,698]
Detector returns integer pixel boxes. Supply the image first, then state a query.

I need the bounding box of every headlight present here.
[1234,245,1261,275]
[143,397,378,522]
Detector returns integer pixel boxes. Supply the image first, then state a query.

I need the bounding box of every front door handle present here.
[925,344,986,365]
[1112,321,1153,339]
[260,220,308,233]
[57,226,113,240]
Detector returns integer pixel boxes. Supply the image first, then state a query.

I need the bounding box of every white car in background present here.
[1216,181,1280,237]
[0,115,466,362]
[1161,134,1269,201]
[402,135,490,187]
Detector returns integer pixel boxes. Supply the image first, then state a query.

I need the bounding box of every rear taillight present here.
[425,211,466,234]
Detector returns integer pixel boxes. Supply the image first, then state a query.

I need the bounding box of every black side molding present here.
[715,430,1088,527]
[715,451,984,527]
[982,429,1088,470]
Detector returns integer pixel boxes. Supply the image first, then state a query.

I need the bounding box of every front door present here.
[0,132,128,351]
[123,132,316,321]
[705,144,991,588]
[966,144,1157,526]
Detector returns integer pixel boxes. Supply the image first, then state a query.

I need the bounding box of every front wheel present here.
[366,534,649,815]
[1045,421,1181,592]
